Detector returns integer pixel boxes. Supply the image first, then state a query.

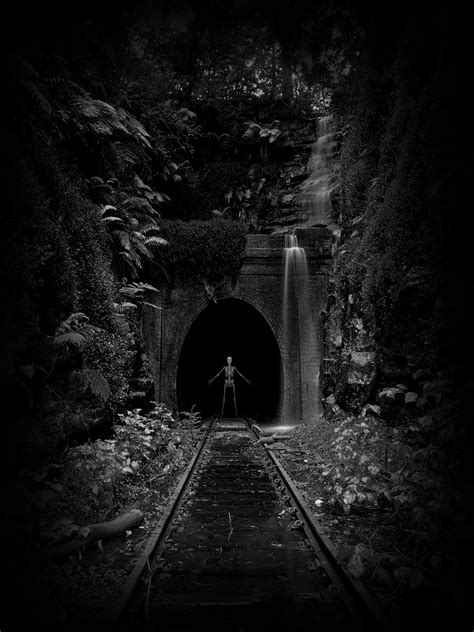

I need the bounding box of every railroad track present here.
[114,417,387,631]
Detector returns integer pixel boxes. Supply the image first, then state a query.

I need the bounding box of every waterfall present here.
[280,115,335,423]
[296,115,337,227]
[281,233,320,423]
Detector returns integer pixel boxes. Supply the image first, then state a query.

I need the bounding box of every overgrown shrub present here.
[43,403,202,528]
[157,218,246,283]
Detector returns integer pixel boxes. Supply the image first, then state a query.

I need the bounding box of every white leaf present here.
[348,551,365,578]
[405,391,418,404]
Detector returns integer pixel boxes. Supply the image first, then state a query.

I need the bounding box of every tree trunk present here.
[40,508,144,562]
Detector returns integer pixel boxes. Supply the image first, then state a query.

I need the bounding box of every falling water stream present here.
[281,233,320,423]
[280,116,335,423]
[281,234,306,422]
[296,115,337,227]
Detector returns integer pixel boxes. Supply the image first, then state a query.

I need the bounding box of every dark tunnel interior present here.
[177,298,282,421]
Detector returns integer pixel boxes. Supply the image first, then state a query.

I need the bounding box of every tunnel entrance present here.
[177,298,282,421]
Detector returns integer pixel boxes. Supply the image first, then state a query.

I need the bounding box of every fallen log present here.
[258,434,292,444]
[258,436,276,444]
[40,508,144,562]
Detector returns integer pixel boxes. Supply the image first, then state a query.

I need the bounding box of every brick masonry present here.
[143,228,332,423]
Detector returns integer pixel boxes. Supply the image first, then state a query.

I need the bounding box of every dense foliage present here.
[158,219,247,283]
[324,10,466,422]
[4,28,255,461]
[314,10,470,625]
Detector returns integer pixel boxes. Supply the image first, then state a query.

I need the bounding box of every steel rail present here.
[113,417,390,631]
[112,418,215,625]
[246,419,390,632]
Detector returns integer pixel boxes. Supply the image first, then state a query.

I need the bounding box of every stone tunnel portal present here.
[177,298,282,421]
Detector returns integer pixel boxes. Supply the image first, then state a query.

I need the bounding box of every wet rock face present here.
[259,144,314,233]
[347,351,376,385]
[266,116,339,234]
[345,350,377,405]
[321,289,378,413]
[320,287,439,415]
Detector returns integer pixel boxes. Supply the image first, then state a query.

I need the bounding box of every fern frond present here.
[114,302,138,312]
[119,281,160,300]
[119,250,142,268]
[54,332,86,348]
[74,97,116,118]
[53,313,104,351]
[54,312,90,335]
[140,222,161,236]
[120,196,158,219]
[119,285,142,298]
[147,191,170,204]
[72,96,129,137]
[141,301,163,310]
[114,141,139,165]
[131,238,152,258]
[113,230,131,251]
[80,324,103,342]
[130,250,143,267]
[102,216,125,225]
[133,282,160,293]
[133,174,152,192]
[99,204,118,217]
[145,236,169,248]
[82,368,111,401]
[116,107,152,148]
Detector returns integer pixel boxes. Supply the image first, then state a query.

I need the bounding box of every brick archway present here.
[143,229,331,423]
[158,289,285,416]
[176,296,283,418]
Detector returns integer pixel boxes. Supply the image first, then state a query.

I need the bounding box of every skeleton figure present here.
[208,356,251,418]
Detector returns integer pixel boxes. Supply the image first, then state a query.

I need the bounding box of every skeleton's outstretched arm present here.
[235,367,251,385]
[207,367,224,385]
